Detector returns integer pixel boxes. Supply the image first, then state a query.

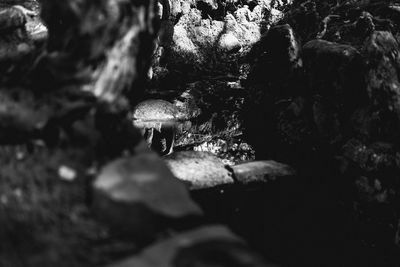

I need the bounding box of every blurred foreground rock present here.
[107,225,279,267]
[92,153,203,238]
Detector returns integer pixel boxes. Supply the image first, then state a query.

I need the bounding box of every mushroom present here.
[132,99,178,155]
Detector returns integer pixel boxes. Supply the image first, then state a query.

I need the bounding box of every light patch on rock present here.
[219,33,241,52]
[165,151,234,190]
[173,25,198,53]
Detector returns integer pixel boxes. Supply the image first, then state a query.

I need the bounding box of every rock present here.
[339,139,400,247]
[246,24,301,96]
[302,39,366,114]
[363,31,400,120]
[311,95,342,146]
[218,33,241,52]
[276,97,315,150]
[231,160,295,185]
[159,0,294,79]
[25,15,47,43]
[243,24,301,158]
[349,105,400,142]
[92,153,203,237]
[164,151,234,190]
[107,225,278,267]
[132,99,178,155]
[341,138,399,204]
[265,24,301,69]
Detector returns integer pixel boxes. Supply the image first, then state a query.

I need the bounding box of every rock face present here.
[339,139,400,247]
[302,39,366,114]
[243,1,400,261]
[152,0,294,81]
[243,24,302,159]
[92,153,203,238]
[165,151,234,190]
[363,31,400,120]
[247,23,301,93]
[107,225,279,267]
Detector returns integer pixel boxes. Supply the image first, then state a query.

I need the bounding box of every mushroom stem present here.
[145,128,154,148]
[164,126,175,155]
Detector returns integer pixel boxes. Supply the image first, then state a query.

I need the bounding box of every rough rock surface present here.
[363,31,400,120]
[302,39,366,113]
[152,0,294,82]
[243,1,400,262]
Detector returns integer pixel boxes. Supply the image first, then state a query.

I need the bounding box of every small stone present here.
[58,165,77,182]
[15,151,25,160]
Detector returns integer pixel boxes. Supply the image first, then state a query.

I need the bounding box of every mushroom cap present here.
[132,99,178,130]
[133,99,178,120]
